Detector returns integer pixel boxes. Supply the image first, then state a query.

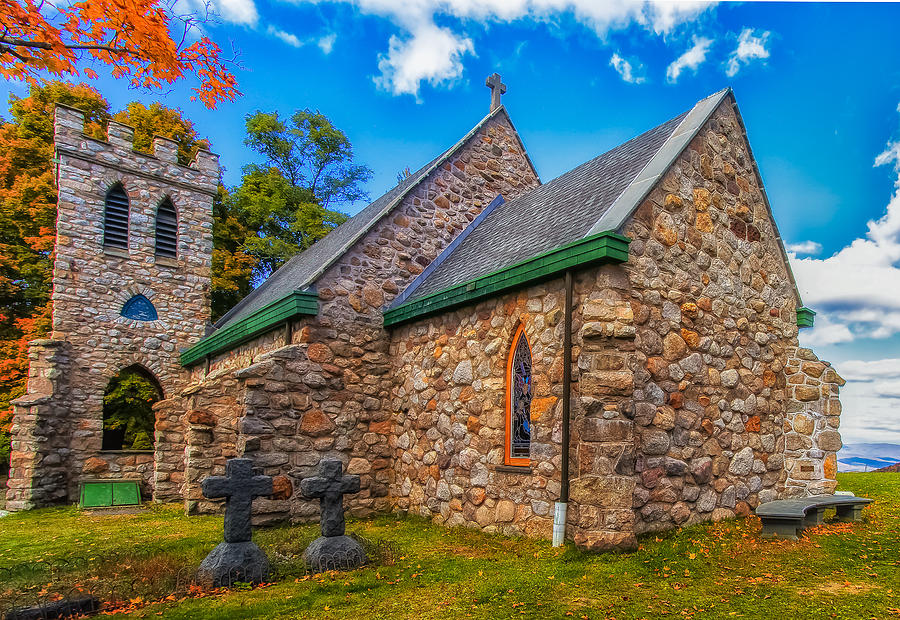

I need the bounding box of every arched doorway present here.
[101,365,163,451]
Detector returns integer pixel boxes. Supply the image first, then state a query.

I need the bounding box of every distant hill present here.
[874,462,900,473]
[838,443,900,472]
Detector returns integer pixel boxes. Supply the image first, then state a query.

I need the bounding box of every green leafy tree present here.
[113,101,210,166]
[102,368,162,451]
[211,184,257,320]
[232,109,372,282]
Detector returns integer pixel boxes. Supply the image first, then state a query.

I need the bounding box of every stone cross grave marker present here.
[300,459,366,570]
[485,72,506,111]
[202,458,273,542]
[301,459,360,537]
[198,458,273,586]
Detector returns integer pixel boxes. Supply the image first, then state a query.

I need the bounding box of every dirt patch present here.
[801,581,876,596]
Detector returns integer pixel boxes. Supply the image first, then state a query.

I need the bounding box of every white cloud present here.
[838,358,900,382]
[214,0,259,25]
[375,23,474,97]
[264,25,338,52]
[831,358,900,445]
[794,102,900,344]
[725,27,770,77]
[800,314,854,347]
[665,36,713,83]
[174,0,258,27]
[786,240,822,255]
[609,53,646,84]
[284,0,717,97]
[267,25,302,47]
[318,33,337,54]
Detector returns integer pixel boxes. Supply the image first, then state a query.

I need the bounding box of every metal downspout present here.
[553,269,574,546]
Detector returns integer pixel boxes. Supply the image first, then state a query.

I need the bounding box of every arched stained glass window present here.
[103,183,129,250]
[121,294,158,321]
[155,198,178,258]
[506,325,533,465]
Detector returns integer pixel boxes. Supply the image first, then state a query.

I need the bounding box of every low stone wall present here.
[79,452,156,497]
[783,348,844,496]
[153,398,187,502]
[178,367,243,514]
[235,341,393,525]
[5,340,70,510]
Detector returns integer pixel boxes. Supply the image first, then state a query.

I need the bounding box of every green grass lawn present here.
[1,473,898,619]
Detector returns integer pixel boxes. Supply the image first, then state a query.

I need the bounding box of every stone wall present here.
[382,93,842,548]
[179,367,244,512]
[5,105,217,509]
[389,280,567,538]
[177,111,540,520]
[783,348,844,495]
[569,268,640,550]
[5,340,70,510]
[152,397,188,502]
[620,94,804,534]
[389,264,642,548]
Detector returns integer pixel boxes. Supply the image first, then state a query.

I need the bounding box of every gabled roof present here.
[386,88,802,326]
[215,105,536,330]
[400,106,690,304]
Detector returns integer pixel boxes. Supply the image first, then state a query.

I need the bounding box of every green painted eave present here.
[797,306,816,329]
[181,290,318,366]
[383,231,630,328]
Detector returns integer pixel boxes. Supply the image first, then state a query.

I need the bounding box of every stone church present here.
[5,78,844,549]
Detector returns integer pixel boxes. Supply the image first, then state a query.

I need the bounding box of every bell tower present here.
[4,104,218,509]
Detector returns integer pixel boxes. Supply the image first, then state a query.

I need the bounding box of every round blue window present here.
[121,295,158,321]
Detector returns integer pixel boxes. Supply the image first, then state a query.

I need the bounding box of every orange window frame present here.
[505,324,531,466]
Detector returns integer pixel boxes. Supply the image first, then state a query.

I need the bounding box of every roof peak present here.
[214,102,537,330]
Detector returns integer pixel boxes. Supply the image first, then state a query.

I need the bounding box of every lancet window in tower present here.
[103,184,129,250]
[155,198,178,258]
[506,325,533,465]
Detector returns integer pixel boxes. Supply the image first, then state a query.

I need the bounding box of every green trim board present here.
[383,231,630,327]
[181,290,318,366]
[797,307,816,328]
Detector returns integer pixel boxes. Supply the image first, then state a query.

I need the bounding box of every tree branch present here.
[0,37,132,55]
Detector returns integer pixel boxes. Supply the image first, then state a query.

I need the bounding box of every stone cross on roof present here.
[486,73,506,112]
[300,459,360,537]
[202,458,273,543]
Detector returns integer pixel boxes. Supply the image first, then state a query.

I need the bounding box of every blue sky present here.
[3,1,900,447]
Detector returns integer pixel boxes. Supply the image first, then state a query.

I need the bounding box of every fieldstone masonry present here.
[5,105,216,509]
[172,110,540,525]
[783,347,844,495]
[620,100,801,536]
[5,91,846,552]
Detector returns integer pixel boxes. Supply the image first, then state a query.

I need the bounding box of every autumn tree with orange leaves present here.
[0,0,238,108]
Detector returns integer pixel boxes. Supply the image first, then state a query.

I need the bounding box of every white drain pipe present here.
[552,501,568,547]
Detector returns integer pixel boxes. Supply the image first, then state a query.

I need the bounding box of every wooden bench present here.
[755,495,873,539]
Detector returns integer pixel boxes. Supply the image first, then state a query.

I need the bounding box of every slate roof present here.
[215,105,531,329]
[403,110,688,302]
[396,87,800,310]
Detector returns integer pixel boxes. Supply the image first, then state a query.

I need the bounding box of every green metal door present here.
[79,480,141,507]
[80,482,113,507]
